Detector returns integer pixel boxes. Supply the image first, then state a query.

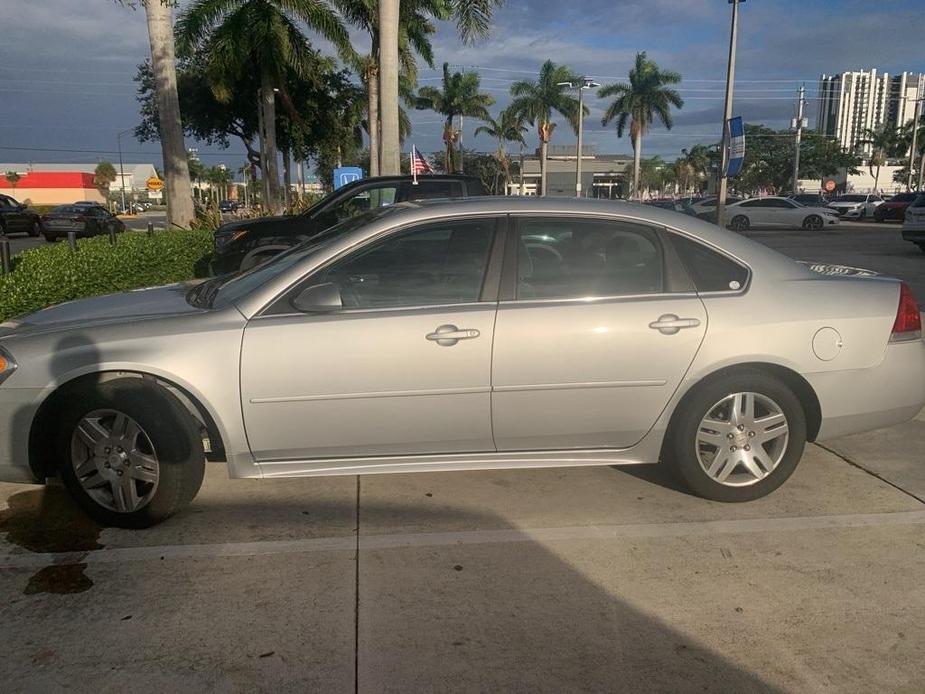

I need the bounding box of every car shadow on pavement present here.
[0,480,782,693]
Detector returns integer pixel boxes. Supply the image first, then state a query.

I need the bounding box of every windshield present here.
[189,207,400,310]
[834,195,865,202]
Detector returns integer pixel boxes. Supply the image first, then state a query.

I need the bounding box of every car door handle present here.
[649,314,701,335]
[426,324,480,346]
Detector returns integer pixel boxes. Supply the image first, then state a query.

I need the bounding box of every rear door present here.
[490,215,707,451]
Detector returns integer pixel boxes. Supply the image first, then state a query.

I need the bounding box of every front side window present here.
[318,184,400,226]
[515,218,663,300]
[317,218,496,309]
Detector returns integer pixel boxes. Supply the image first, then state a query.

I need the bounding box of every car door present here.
[769,198,801,227]
[490,216,707,451]
[239,216,503,461]
[0,196,26,233]
[734,199,768,226]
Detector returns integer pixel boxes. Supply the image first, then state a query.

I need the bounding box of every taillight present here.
[890,282,922,342]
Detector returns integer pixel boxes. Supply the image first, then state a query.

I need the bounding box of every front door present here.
[240,216,501,461]
[491,216,707,451]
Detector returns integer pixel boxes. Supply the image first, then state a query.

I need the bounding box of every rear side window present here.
[669,233,748,292]
[912,195,925,208]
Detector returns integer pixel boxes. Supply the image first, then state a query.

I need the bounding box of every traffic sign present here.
[146,176,164,191]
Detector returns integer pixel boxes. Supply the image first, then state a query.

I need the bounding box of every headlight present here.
[0,345,17,386]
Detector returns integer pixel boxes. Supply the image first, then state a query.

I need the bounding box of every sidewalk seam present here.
[813,442,925,506]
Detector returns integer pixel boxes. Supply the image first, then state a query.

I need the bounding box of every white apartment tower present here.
[816,69,924,156]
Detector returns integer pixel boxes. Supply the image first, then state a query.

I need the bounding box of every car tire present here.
[802,214,823,231]
[664,370,807,502]
[860,208,867,220]
[29,220,41,237]
[729,215,749,232]
[56,378,205,528]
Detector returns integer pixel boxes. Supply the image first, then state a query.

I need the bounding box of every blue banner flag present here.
[725,116,745,177]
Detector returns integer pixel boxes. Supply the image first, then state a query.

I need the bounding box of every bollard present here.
[147,221,154,237]
[108,225,117,245]
[67,231,77,252]
[0,238,10,275]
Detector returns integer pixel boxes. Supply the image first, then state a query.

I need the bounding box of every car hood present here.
[828,201,863,207]
[0,282,205,337]
[881,201,911,208]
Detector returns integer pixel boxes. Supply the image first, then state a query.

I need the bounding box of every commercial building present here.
[508,145,631,197]
[0,163,158,205]
[816,69,925,155]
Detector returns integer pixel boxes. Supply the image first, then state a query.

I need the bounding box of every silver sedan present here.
[0,197,922,527]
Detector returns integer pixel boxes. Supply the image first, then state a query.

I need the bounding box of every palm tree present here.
[598,52,684,198]
[416,63,495,173]
[141,1,196,228]
[900,115,925,190]
[93,161,118,202]
[176,0,352,214]
[474,107,527,193]
[337,0,446,177]
[856,123,906,194]
[509,60,583,196]
[378,0,503,175]
[679,144,713,195]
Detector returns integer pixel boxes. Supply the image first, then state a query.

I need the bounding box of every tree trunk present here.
[540,137,548,196]
[256,91,269,210]
[282,150,291,210]
[519,143,525,196]
[918,151,925,190]
[378,0,400,174]
[144,0,194,228]
[260,71,283,214]
[632,131,642,199]
[366,63,380,176]
[873,165,880,194]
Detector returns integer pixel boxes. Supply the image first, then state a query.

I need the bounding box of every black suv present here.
[0,194,42,237]
[211,174,488,274]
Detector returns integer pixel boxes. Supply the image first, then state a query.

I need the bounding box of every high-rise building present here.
[816,69,924,156]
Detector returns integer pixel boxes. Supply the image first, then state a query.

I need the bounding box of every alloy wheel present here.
[695,392,789,487]
[70,409,160,513]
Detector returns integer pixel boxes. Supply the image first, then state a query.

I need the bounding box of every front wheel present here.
[802,214,823,231]
[56,378,205,528]
[729,215,750,232]
[29,221,41,237]
[664,370,807,502]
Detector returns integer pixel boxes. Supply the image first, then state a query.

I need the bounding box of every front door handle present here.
[426,324,480,346]
[649,314,702,335]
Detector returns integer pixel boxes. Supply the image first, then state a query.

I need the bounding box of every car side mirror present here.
[291,282,343,313]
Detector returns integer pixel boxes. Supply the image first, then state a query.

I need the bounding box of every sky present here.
[2,0,924,177]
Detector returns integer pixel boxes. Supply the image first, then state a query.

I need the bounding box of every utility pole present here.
[716,0,743,227]
[791,85,806,195]
[116,127,133,213]
[558,78,600,197]
[908,96,922,192]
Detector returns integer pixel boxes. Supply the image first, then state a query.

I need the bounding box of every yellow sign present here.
[146,176,164,191]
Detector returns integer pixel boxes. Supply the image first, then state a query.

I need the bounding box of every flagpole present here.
[412,145,418,186]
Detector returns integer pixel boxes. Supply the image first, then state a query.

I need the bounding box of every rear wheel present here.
[729,215,749,231]
[665,370,806,502]
[56,378,205,528]
[802,214,823,231]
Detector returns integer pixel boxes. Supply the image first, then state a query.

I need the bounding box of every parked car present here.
[724,196,840,231]
[41,204,126,242]
[688,196,743,222]
[219,200,239,213]
[901,193,925,253]
[643,198,678,210]
[211,174,488,274]
[0,194,42,237]
[0,197,922,527]
[788,193,829,207]
[827,193,884,220]
[874,191,920,222]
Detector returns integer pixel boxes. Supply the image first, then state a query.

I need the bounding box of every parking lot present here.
[1,216,924,692]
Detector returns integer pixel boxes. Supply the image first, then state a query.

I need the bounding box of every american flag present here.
[411,146,433,175]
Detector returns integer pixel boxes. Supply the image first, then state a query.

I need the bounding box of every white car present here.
[827,194,884,220]
[723,197,840,231]
[901,194,925,253]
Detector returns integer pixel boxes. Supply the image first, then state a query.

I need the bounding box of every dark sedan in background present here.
[875,192,921,222]
[41,204,126,242]
[211,174,488,274]
[0,194,42,237]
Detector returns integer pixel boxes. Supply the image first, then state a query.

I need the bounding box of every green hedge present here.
[0,230,212,322]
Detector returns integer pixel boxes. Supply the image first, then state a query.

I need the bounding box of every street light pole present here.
[791,84,806,195]
[908,97,922,192]
[559,78,600,197]
[116,127,133,212]
[716,0,743,227]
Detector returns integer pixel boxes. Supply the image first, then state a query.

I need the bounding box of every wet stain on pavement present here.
[0,486,103,594]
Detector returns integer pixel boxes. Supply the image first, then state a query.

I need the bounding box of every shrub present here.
[0,230,212,322]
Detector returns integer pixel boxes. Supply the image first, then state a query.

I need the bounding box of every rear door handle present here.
[649,314,701,335]
[426,324,480,346]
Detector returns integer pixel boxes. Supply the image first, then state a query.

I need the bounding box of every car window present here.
[0,197,13,209]
[771,199,796,208]
[911,195,925,208]
[669,233,749,292]
[406,180,463,200]
[835,195,865,202]
[321,184,399,225]
[514,218,663,300]
[317,218,495,309]
[740,199,768,208]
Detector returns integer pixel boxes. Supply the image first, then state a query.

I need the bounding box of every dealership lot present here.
[1,215,924,692]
